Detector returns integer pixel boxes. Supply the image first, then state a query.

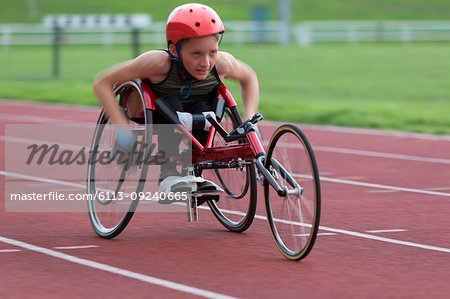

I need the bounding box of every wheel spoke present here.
[285,197,300,252]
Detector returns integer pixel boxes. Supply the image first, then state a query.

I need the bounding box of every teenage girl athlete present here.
[93,3,259,194]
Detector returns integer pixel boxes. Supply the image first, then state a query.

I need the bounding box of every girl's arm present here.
[92,51,168,125]
[216,51,260,121]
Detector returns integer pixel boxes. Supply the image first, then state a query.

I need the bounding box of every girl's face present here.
[170,35,219,80]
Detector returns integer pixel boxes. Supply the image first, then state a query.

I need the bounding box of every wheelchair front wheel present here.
[264,124,321,260]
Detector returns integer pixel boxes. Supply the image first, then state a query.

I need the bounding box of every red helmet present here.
[166,3,225,46]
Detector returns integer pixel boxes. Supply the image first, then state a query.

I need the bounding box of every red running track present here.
[1,99,450,298]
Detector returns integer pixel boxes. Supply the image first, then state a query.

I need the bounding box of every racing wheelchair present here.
[87,80,321,261]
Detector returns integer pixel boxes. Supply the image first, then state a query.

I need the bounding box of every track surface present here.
[1,99,449,298]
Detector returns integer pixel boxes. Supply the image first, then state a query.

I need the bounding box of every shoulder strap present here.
[212,65,221,83]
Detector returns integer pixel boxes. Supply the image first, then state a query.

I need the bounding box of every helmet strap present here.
[174,43,183,64]
[169,43,194,99]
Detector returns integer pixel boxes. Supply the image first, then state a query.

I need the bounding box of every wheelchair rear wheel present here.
[87,81,153,239]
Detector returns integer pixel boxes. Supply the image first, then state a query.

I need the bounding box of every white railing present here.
[293,20,450,46]
[1,20,450,48]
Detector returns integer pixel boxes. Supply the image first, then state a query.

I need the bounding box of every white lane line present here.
[366,229,407,233]
[0,100,100,113]
[318,176,450,197]
[273,122,450,141]
[0,135,87,151]
[0,249,22,253]
[0,170,86,189]
[0,236,237,299]
[426,187,450,191]
[0,113,80,124]
[53,245,99,250]
[318,225,450,253]
[314,145,450,165]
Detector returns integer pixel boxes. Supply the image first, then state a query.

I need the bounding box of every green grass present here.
[230,42,450,134]
[1,0,450,23]
[1,42,449,134]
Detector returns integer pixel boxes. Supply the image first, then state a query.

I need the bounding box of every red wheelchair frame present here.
[127,80,264,165]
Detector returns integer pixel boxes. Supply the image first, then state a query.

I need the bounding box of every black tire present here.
[87,81,152,239]
[204,107,257,232]
[264,124,321,260]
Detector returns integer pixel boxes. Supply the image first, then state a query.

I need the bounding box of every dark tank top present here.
[148,51,221,104]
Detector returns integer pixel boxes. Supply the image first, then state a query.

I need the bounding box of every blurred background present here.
[0,0,449,134]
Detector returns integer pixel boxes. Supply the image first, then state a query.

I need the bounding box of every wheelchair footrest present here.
[187,196,198,222]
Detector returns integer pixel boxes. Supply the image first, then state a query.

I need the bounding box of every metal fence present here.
[1,20,450,48]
